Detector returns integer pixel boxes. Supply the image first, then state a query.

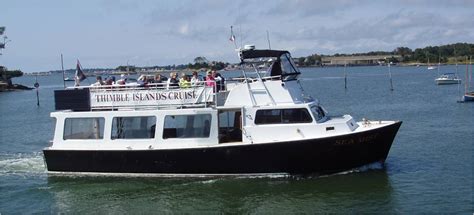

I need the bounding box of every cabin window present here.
[111,116,156,139]
[310,105,326,122]
[255,108,312,124]
[63,118,105,140]
[163,114,211,139]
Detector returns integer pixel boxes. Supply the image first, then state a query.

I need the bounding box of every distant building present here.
[321,55,401,66]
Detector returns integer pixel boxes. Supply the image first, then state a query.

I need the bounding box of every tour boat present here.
[43,48,402,176]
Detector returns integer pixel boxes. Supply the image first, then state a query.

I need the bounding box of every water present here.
[0,66,472,213]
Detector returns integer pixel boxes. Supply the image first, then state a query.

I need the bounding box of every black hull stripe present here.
[44,121,401,175]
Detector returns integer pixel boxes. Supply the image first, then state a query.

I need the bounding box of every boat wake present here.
[0,152,46,176]
[299,77,344,81]
[45,162,385,180]
[329,161,385,176]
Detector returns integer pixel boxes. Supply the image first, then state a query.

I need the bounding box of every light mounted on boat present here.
[243,44,255,50]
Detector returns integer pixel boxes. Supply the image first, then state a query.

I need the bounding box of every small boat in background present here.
[462,57,473,102]
[435,73,461,85]
[463,92,474,102]
[64,77,75,82]
[427,57,437,70]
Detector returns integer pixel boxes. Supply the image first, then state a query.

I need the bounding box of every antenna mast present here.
[266,30,271,50]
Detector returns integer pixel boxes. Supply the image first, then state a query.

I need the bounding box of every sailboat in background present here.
[435,56,461,85]
[462,56,474,102]
[427,57,437,70]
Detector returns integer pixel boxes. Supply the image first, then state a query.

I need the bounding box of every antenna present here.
[229,26,237,49]
[266,30,271,50]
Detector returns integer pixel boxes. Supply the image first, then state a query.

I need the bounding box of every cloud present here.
[4,0,474,72]
[273,9,474,54]
[178,23,190,35]
[265,0,369,18]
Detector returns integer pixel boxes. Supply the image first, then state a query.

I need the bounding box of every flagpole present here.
[61,54,66,89]
[239,24,242,49]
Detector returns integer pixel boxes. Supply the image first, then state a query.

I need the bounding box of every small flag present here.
[75,59,86,83]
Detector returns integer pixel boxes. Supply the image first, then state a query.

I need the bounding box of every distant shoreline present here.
[23,62,472,76]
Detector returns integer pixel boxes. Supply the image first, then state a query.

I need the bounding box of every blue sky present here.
[1,0,473,72]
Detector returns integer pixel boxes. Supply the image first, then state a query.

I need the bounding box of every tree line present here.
[0,66,23,86]
[297,43,474,66]
[114,56,229,72]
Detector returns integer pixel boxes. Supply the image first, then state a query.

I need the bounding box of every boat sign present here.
[89,87,214,108]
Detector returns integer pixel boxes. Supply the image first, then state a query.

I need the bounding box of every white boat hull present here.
[435,79,461,85]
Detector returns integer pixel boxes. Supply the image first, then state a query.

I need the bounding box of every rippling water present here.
[0,65,472,213]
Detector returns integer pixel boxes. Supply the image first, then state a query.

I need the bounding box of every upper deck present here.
[54,48,314,112]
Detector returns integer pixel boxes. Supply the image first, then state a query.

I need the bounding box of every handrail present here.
[251,64,276,105]
[78,80,211,91]
[83,80,220,110]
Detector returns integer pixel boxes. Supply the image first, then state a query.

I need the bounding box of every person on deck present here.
[179,73,191,88]
[104,76,115,85]
[91,76,104,86]
[213,70,225,92]
[191,71,201,86]
[205,70,215,88]
[167,72,179,89]
[116,74,127,85]
[152,73,167,88]
[137,75,149,87]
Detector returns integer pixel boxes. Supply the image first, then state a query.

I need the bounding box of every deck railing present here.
[67,81,221,110]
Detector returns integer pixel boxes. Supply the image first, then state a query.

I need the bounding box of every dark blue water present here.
[1,66,472,213]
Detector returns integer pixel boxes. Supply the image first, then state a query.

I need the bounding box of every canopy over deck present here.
[239,49,300,81]
[240,49,290,60]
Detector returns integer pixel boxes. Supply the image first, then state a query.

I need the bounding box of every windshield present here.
[310,105,326,122]
[239,49,301,81]
[280,53,300,81]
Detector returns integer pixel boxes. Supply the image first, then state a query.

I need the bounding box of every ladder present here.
[240,64,276,106]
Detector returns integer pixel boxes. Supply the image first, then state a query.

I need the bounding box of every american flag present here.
[75,60,86,82]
